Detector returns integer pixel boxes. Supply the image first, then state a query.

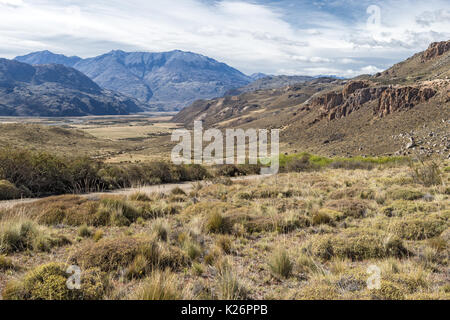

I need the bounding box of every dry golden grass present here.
[0,161,449,300]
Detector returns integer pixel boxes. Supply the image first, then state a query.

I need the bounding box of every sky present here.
[0,0,449,77]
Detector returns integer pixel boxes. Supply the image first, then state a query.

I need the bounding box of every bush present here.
[390,188,424,201]
[324,199,369,218]
[411,161,442,187]
[140,202,180,219]
[0,149,107,197]
[184,240,202,260]
[71,237,186,273]
[0,180,22,200]
[71,237,155,272]
[269,249,293,279]
[390,217,447,240]
[311,231,408,261]
[2,263,110,300]
[312,209,343,226]
[371,281,405,300]
[215,165,245,177]
[296,253,322,275]
[285,155,318,172]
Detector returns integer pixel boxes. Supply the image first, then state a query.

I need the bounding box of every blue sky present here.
[0,0,449,77]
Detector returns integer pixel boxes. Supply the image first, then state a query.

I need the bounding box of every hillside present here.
[15,50,253,110]
[225,75,316,96]
[0,59,144,117]
[174,40,450,158]
[173,77,343,127]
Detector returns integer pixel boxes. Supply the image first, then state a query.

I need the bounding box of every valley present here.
[0,39,449,302]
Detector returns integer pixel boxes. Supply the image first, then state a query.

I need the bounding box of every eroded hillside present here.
[174,41,450,158]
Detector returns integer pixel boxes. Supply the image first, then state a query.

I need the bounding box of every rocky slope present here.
[15,50,253,110]
[225,75,315,96]
[174,40,450,158]
[173,77,343,127]
[0,59,144,117]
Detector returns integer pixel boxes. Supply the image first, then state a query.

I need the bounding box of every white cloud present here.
[0,0,448,77]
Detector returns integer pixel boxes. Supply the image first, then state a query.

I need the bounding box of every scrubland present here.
[0,156,448,300]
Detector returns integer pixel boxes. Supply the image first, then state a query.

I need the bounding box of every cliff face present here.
[421,41,450,62]
[375,87,437,117]
[309,80,438,121]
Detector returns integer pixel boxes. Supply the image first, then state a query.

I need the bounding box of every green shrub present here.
[411,161,442,187]
[0,180,21,200]
[269,249,293,279]
[285,155,318,172]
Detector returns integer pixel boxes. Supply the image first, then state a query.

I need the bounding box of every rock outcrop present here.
[421,40,450,62]
[375,87,436,117]
[309,80,437,121]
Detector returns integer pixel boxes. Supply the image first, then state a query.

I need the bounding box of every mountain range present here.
[15,50,253,110]
[0,59,144,117]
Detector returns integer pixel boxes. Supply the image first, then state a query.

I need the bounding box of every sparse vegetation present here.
[0,155,448,300]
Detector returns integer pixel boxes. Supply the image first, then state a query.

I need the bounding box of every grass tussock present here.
[2,263,110,300]
[0,219,69,254]
[137,270,184,300]
[269,249,293,279]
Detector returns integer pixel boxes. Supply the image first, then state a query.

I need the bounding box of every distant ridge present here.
[0,58,144,116]
[15,50,253,110]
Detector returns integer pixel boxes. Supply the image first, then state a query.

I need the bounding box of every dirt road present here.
[0,175,268,210]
